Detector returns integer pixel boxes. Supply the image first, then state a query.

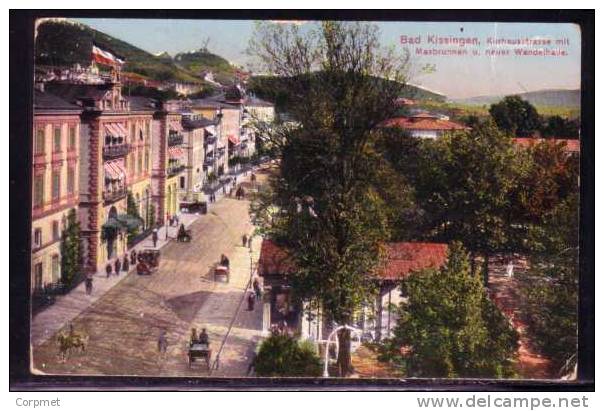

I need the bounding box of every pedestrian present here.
[131,249,137,265]
[85,275,93,295]
[506,259,514,278]
[247,291,255,311]
[122,255,129,272]
[105,263,112,278]
[253,278,262,300]
[242,234,248,247]
[152,228,158,248]
[158,330,168,354]
[247,236,252,249]
[114,258,121,275]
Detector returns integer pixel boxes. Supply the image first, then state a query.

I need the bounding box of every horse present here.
[57,330,88,362]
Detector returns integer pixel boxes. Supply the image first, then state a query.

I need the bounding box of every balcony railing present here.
[167,165,186,177]
[168,134,184,146]
[103,144,130,159]
[103,188,127,203]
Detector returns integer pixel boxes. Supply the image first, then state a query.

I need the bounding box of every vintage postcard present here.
[24,15,584,382]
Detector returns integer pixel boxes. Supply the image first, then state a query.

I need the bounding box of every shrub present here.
[254,334,322,377]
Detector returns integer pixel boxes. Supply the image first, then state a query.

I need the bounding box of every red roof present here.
[512,138,580,153]
[258,239,296,276]
[376,242,449,280]
[258,239,448,280]
[382,116,469,131]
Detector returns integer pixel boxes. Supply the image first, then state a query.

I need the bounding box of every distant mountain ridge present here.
[455,89,580,108]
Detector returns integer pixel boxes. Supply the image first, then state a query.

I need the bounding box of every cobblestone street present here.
[32,194,264,377]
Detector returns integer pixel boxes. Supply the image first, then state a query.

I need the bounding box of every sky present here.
[76,18,581,99]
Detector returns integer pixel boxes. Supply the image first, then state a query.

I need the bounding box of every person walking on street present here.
[247,291,255,311]
[158,330,168,354]
[85,275,93,295]
[152,228,158,248]
[122,255,129,272]
[242,234,248,247]
[114,258,121,275]
[105,263,112,278]
[253,278,262,300]
[131,249,137,265]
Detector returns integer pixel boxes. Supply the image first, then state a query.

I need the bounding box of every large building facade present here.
[32,90,82,289]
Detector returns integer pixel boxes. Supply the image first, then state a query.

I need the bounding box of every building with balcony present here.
[181,114,214,204]
[32,90,82,290]
[46,73,147,273]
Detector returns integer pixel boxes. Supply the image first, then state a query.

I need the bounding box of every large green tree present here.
[60,208,81,287]
[248,21,410,376]
[384,242,519,378]
[403,120,522,284]
[517,191,579,374]
[489,95,541,137]
[254,333,322,377]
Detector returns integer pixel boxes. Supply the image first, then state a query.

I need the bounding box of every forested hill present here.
[35,19,201,83]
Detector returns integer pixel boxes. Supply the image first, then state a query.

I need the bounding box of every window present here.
[35,128,45,154]
[52,221,60,240]
[145,122,150,139]
[34,263,43,290]
[67,167,75,195]
[131,123,136,141]
[51,170,60,201]
[33,174,44,207]
[144,149,149,172]
[180,176,185,189]
[53,126,61,152]
[51,254,60,281]
[33,228,42,248]
[137,152,142,174]
[68,126,76,150]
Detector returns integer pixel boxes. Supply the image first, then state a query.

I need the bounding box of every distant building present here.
[32,90,82,290]
[512,137,580,155]
[383,112,468,139]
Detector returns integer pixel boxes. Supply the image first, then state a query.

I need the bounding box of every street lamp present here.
[322,324,360,377]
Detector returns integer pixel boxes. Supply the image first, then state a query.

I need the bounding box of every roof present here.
[44,82,112,104]
[382,116,469,131]
[34,90,82,112]
[258,239,296,276]
[126,96,158,112]
[376,242,449,280]
[258,239,448,280]
[182,116,216,130]
[512,137,580,153]
[189,97,237,110]
[245,96,275,108]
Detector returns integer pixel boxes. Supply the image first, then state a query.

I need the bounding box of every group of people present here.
[190,327,210,347]
[104,253,133,279]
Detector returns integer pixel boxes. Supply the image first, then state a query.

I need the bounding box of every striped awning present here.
[168,146,184,160]
[228,134,240,145]
[105,123,127,137]
[169,122,183,133]
[104,160,127,180]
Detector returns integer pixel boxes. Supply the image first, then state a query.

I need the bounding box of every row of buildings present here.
[32,67,274,290]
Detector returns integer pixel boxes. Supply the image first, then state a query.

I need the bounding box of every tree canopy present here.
[383,242,519,378]
[489,95,541,137]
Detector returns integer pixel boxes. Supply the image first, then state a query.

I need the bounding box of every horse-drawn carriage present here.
[214,265,230,283]
[188,343,212,369]
[177,224,192,243]
[136,249,160,275]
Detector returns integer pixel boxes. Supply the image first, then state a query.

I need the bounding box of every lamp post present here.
[322,324,360,378]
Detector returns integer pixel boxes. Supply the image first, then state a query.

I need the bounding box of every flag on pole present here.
[91,44,125,67]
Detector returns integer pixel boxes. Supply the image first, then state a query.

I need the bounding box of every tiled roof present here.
[126,96,158,112]
[34,90,81,112]
[376,242,449,280]
[382,116,469,131]
[258,239,448,280]
[44,82,112,104]
[512,137,580,153]
[182,116,215,129]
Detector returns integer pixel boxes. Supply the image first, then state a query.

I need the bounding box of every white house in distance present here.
[383,112,468,139]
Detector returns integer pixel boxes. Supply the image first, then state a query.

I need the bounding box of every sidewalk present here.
[31,167,258,348]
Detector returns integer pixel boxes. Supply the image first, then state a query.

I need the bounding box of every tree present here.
[407,120,522,284]
[383,242,519,378]
[540,115,580,138]
[517,192,579,374]
[248,21,410,376]
[126,192,141,243]
[489,95,541,137]
[254,333,322,377]
[60,208,81,288]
